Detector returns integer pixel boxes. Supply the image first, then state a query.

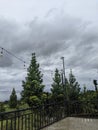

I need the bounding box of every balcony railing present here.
[0,100,98,130]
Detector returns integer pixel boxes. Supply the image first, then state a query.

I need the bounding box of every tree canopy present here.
[21,53,44,106]
[68,69,80,100]
[51,69,63,96]
[9,88,17,108]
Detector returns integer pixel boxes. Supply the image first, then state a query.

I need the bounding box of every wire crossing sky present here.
[0,46,26,64]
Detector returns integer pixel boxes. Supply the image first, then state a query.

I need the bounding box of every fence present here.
[0,100,98,130]
[0,101,67,130]
[69,100,98,118]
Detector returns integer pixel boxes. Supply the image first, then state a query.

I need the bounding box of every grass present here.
[3,102,29,112]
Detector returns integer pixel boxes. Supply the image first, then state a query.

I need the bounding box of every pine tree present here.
[21,53,44,106]
[61,72,69,101]
[68,69,80,101]
[0,102,5,112]
[51,69,63,101]
[9,88,17,108]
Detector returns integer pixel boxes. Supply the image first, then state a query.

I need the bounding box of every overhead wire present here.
[0,46,28,69]
[0,46,26,64]
[0,46,95,84]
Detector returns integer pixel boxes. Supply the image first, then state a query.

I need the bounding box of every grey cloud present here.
[45,8,57,18]
[65,24,98,70]
[5,14,83,58]
[0,18,21,67]
[0,9,98,101]
[0,15,96,69]
[24,14,83,57]
[0,18,19,48]
[0,55,13,67]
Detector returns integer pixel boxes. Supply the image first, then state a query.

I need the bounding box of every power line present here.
[0,46,26,64]
[0,46,28,69]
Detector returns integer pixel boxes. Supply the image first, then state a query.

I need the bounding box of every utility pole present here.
[61,57,69,115]
[61,57,69,100]
[61,57,66,85]
[60,69,64,85]
[61,57,66,98]
[93,80,98,92]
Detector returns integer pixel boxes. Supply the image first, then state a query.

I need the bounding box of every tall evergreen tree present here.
[68,69,80,100]
[21,53,44,106]
[62,72,69,100]
[51,69,63,100]
[0,102,5,112]
[9,88,17,108]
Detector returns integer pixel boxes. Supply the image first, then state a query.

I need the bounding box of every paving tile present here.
[42,117,98,130]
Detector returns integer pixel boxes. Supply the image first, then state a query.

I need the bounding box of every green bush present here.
[0,102,5,112]
[29,96,41,107]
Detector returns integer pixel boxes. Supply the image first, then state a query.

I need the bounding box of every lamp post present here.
[61,57,66,84]
[0,48,3,57]
[61,57,65,81]
[61,57,69,116]
[61,57,69,99]
[93,80,98,92]
[61,57,67,99]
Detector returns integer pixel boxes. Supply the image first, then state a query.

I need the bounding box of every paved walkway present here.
[42,117,98,130]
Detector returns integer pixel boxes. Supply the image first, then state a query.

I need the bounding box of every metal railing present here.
[0,101,67,130]
[0,100,98,130]
[69,100,98,118]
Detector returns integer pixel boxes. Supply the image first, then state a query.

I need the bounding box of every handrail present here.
[0,100,98,130]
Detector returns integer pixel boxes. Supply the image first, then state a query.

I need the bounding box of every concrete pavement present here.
[42,117,98,130]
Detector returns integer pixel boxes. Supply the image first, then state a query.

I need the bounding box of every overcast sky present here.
[0,0,98,101]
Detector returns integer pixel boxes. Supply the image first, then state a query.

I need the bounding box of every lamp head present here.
[93,80,97,86]
[0,48,3,57]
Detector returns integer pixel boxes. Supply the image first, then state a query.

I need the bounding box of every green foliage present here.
[51,69,80,102]
[29,96,41,106]
[41,93,47,103]
[78,84,98,114]
[9,88,17,108]
[68,69,80,100]
[63,76,69,100]
[83,84,87,93]
[0,102,5,112]
[51,69,63,100]
[79,90,97,101]
[21,53,44,106]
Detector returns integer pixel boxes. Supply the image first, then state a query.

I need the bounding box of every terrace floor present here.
[42,117,98,130]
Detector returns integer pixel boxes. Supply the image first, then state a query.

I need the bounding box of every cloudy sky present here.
[0,0,98,101]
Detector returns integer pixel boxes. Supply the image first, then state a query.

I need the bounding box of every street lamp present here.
[61,57,69,100]
[93,80,98,91]
[61,57,66,84]
[0,48,3,57]
[61,57,68,100]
